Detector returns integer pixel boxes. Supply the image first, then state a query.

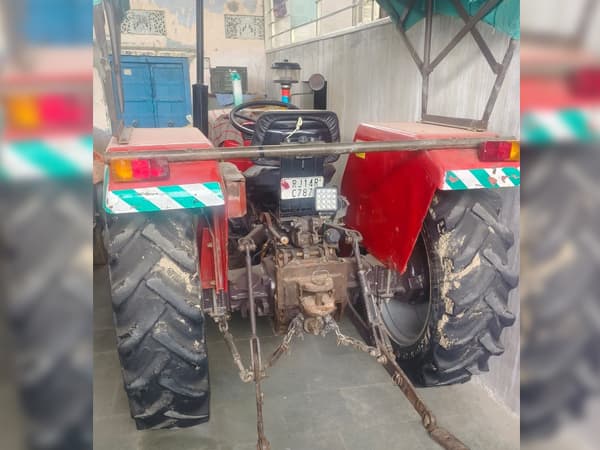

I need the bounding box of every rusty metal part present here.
[216,317,253,383]
[261,213,289,245]
[240,241,270,450]
[323,316,383,359]
[264,314,305,370]
[299,272,336,318]
[103,137,511,163]
[303,316,325,335]
[348,234,469,450]
[273,249,352,331]
[300,293,336,318]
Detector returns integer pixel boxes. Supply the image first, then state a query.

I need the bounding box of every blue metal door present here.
[117,56,192,128]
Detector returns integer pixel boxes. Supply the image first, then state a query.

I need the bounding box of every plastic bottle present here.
[231,70,243,106]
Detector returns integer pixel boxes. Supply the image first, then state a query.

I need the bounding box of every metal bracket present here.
[394,0,517,131]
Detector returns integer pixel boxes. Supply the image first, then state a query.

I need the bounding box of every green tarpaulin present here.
[376,0,520,39]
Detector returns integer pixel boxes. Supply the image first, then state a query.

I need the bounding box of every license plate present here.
[280,176,324,200]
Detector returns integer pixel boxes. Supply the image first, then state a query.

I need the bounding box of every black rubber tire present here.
[520,148,600,440]
[2,181,93,450]
[391,189,518,386]
[105,211,210,430]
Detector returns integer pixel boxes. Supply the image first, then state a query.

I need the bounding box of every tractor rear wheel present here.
[375,189,518,386]
[105,211,210,429]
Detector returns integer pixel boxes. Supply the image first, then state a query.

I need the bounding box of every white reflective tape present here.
[2,148,45,179]
[46,138,91,172]
[105,191,137,214]
[585,109,600,132]
[133,187,182,210]
[452,169,485,189]
[533,111,576,139]
[181,183,225,206]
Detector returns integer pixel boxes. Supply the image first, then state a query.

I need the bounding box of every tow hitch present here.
[215,230,469,450]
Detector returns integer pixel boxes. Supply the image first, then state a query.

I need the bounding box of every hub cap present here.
[379,236,431,348]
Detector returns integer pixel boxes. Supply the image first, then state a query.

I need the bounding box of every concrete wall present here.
[267,17,520,414]
[94,0,267,132]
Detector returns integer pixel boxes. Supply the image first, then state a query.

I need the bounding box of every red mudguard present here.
[341,122,519,274]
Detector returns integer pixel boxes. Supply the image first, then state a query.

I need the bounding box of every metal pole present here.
[196,0,204,84]
[421,0,433,118]
[104,136,510,163]
[193,0,209,135]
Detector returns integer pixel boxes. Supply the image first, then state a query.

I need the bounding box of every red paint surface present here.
[197,209,229,292]
[521,44,600,112]
[221,140,255,171]
[341,122,517,274]
[521,77,600,112]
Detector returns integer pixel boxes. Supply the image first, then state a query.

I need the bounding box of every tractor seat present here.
[251,110,340,146]
[245,110,340,216]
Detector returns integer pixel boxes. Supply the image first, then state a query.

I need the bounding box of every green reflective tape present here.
[522,114,553,144]
[445,171,468,190]
[502,167,520,184]
[80,135,93,150]
[560,109,593,140]
[113,189,161,212]
[470,169,496,188]
[158,185,207,209]
[203,181,224,199]
[12,141,80,176]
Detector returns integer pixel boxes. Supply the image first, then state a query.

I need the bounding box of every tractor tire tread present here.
[106,213,209,430]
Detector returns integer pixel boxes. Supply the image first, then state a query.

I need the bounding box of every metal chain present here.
[216,317,254,383]
[323,315,386,361]
[264,314,305,370]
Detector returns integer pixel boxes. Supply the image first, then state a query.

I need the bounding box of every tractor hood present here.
[376,0,520,39]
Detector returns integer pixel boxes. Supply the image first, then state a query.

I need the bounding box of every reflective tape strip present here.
[442,167,520,190]
[105,182,225,214]
[522,109,600,144]
[1,136,92,180]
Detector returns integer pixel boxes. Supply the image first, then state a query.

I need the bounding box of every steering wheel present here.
[229,100,299,136]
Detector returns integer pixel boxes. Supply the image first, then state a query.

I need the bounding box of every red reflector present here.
[479,141,512,161]
[571,67,600,97]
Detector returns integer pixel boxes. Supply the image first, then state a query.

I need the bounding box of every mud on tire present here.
[394,189,518,386]
[106,211,210,430]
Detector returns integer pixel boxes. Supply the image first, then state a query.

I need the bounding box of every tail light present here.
[571,67,600,97]
[3,92,91,132]
[111,158,170,182]
[478,141,520,162]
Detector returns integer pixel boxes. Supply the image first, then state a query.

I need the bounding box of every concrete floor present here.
[94,266,519,450]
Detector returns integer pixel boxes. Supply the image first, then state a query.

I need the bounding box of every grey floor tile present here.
[339,421,425,450]
[94,328,118,353]
[269,429,347,450]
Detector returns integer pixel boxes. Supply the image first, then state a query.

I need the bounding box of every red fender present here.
[341,122,514,274]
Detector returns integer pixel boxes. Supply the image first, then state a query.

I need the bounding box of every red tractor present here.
[96,1,519,448]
